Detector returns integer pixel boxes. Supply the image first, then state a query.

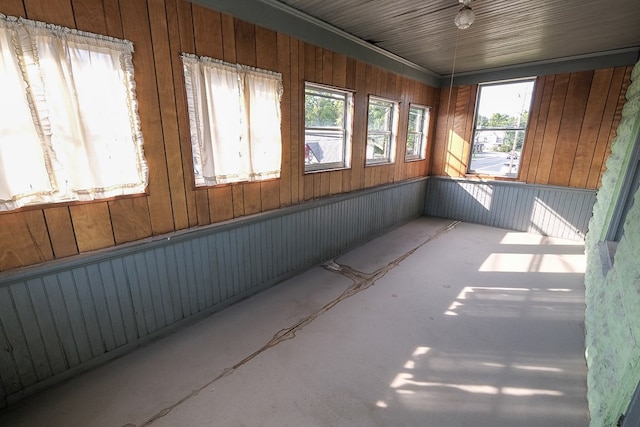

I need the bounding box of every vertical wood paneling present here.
[432,68,630,190]
[0,0,628,274]
[425,177,594,239]
[548,71,594,186]
[0,212,55,269]
[0,180,427,407]
[120,0,175,235]
[168,0,198,228]
[43,208,78,259]
[587,66,631,188]
[568,68,614,188]
[148,0,190,231]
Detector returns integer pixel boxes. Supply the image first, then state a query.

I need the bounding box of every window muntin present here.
[468,79,535,178]
[182,54,283,186]
[304,83,353,172]
[366,96,398,164]
[406,105,430,161]
[0,16,147,211]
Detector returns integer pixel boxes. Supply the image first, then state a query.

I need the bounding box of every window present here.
[0,16,147,211]
[181,54,283,186]
[406,105,430,161]
[468,79,535,177]
[304,83,353,172]
[366,96,398,164]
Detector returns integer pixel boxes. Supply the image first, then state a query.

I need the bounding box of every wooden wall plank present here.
[148,0,189,230]
[431,87,450,176]
[243,182,262,216]
[209,187,234,222]
[70,204,114,252]
[103,0,123,36]
[120,0,174,235]
[232,185,245,217]
[593,66,632,186]
[24,0,75,27]
[109,198,153,244]
[548,71,594,186]
[519,75,545,181]
[526,75,556,183]
[588,70,624,188]
[1,0,26,17]
[235,19,257,67]
[71,0,106,33]
[168,0,198,227]
[290,38,302,205]
[0,212,55,271]
[568,68,613,188]
[534,73,570,184]
[277,33,293,208]
[220,14,236,62]
[43,207,78,259]
[350,61,367,192]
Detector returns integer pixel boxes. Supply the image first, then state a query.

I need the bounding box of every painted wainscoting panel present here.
[0,178,427,408]
[424,177,596,240]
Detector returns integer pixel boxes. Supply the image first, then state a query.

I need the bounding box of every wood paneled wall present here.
[432,67,632,187]
[0,0,437,272]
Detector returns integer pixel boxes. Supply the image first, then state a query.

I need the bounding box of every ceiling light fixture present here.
[454,0,475,29]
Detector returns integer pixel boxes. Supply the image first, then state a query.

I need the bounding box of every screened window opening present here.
[366,96,398,165]
[0,15,147,211]
[304,83,353,172]
[406,105,430,161]
[182,54,283,186]
[468,79,535,178]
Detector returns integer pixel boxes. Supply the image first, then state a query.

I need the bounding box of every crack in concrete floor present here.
[138,220,458,426]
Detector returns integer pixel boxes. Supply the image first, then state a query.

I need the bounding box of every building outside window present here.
[304,83,353,172]
[468,79,535,177]
[406,105,430,161]
[366,96,398,165]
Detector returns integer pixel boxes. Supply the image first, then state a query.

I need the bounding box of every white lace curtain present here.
[182,54,283,186]
[0,15,147,211]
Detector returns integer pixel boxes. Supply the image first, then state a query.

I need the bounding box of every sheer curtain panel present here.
[0,14,147,211]
[182,54,283,186]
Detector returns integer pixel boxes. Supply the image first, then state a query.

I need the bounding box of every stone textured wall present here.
[585,60,640,426]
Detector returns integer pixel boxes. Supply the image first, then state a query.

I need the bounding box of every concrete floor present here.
[0,218,589,426]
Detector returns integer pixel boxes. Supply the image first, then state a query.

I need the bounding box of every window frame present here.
[303,82,354,173]
[405,104,430,162]
[467,78,536,178]
[366,95,399,165]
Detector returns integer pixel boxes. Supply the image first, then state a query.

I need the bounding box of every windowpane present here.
[468,80,534,177]
[406,105,429,161]
[367,134,391,161]
[368,100,393,131]
[406,134,420,158]
[304,83,352,172]
[408,107,423,132]
[366,96,397,165]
